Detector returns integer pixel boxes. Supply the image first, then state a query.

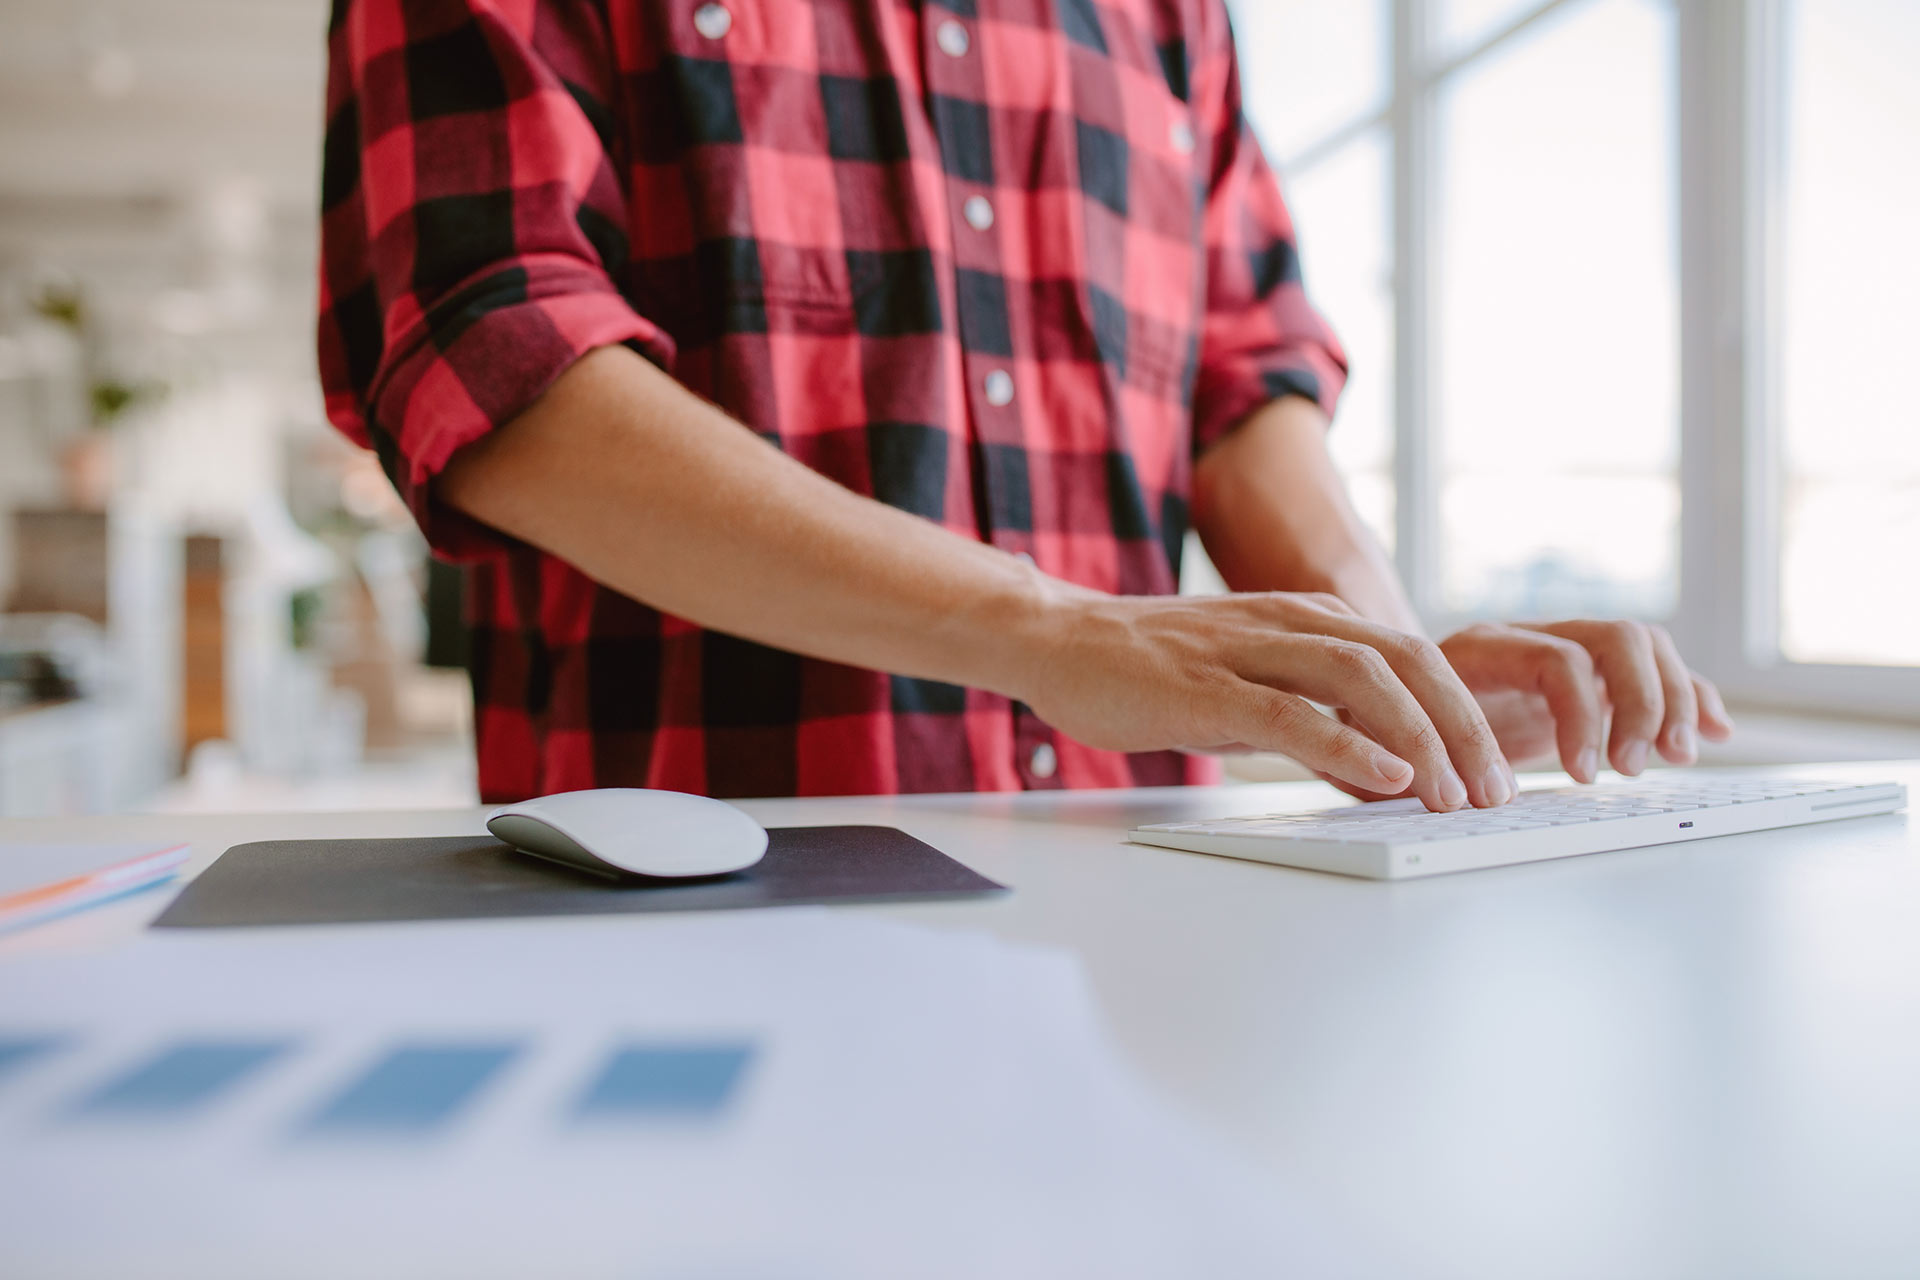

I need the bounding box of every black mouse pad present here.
[150,826,1006,929]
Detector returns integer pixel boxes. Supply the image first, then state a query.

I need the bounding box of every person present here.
[318,0,1732,810]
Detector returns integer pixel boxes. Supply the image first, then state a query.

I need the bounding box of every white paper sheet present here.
[0,911,1363,1278]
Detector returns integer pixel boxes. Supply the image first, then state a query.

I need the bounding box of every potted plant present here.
[28,276,164,511]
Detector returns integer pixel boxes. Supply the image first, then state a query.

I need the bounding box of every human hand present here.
[1437,620,1735,783]
[1017,591,1515,813]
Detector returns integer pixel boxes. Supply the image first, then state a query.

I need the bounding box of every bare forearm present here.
[437,351,1542,811]
[440,345,1068,697]
[1190,397,1421,634]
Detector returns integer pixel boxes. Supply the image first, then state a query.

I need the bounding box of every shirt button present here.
[984,369,1014,407]
[693,3,732,39]
[936,19,971,58]
[963,195,995,231]
[1029,742,1059,780]
[1169,119,1196,155]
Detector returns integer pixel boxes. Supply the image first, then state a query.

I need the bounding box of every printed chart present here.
[0,911,1354,1278]
[2,1034,755,1136]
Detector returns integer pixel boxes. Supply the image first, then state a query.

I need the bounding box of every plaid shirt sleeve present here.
[316,0,675,559]
[1187,2,1350,456]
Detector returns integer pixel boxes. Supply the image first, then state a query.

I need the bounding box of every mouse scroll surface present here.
[485,814,625,879]
[485,789,770,880]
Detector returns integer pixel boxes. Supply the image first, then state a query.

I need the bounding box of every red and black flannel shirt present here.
[318,0,1346,801]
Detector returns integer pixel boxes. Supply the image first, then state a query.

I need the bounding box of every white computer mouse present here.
[486,788,768,879]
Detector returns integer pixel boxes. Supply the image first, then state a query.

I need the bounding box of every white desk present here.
[4,762,1917,1279]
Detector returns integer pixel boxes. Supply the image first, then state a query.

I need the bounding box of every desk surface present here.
[4,762,1918,1279]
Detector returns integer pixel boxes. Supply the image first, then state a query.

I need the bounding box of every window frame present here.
[1676,0,1920,716]
[1269,0,1920,719]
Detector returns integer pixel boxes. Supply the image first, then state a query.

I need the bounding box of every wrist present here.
[1318,550,1425,636]
[970,559,1102,705]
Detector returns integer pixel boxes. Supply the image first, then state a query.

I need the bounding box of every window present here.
[1776,0,1920,668]
[1218,0,1920,715]
[1226,1,1396,553]
[1289,133,1396,553]
[1434,0,1677,620]
[1438,0,1552,55]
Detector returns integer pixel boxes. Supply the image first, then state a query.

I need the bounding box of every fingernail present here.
[1375,753,1414,789]
[1622,740,1649,775]
[1672,723,1697,763]
[1481,765,1512,806]
[1439,769,1468,809]
[1576,748,1598,783]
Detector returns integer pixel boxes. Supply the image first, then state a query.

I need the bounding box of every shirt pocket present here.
[1052,14,1208,403]
[616,0,900,329]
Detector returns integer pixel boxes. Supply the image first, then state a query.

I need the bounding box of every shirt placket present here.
[922,4,1027,557]
[922,4,1058,789]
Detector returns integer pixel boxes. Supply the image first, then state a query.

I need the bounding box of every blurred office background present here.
[0,0,1915,817]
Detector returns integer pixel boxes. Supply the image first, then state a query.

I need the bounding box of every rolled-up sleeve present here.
[1187,3,1349,457]
[316,0,674,559]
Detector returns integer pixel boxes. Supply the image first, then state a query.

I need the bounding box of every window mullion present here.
[1676,0,1753,675]
[1391,0,1441,626]
[1679,0,1799,695]
[1743,0,1787,670]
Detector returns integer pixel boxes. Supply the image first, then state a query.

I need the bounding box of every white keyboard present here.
[1129,777,1908,880]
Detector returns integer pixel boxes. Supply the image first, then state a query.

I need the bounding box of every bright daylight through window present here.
[1435,0,1676,621]
[1225,0,1920,708]
[1224,0,1395,553]
[1777,0,1920,667]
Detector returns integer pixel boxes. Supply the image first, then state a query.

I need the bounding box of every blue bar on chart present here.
[0,1035,68,1088]
[68,1040,291,1118]
[304,1042,519,1135]
[574,1043,755,1120]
